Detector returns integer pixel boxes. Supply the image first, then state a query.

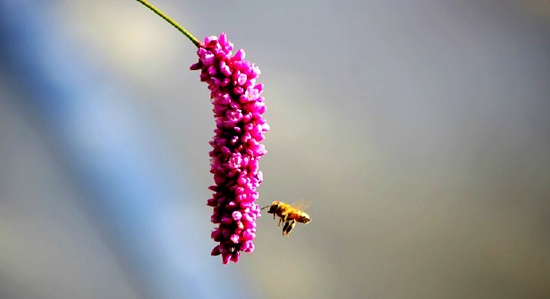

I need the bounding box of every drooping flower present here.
[190,33,269,264]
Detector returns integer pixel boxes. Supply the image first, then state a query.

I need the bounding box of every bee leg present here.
[282,221,289,236]
[289,220,296,234]
[281,221,288,236]
[282,220,296,237]
[277,217,283,227]
[280,214,288,227]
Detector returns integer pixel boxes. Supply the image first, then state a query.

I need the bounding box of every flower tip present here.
[234,49,246,61]
[230,251,240,263]
[211,245,221,256]
[222,253,231,264]
[190,62,201,70]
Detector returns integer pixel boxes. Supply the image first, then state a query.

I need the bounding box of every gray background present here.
[1,0,549,298]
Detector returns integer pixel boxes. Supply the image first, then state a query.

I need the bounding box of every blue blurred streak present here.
[0,1,249,298]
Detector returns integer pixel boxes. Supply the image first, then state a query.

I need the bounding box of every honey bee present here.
[261,200,311,236]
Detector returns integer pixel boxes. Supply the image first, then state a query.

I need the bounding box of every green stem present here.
[135,0,201,47]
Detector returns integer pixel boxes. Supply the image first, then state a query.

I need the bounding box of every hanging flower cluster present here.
[191,33,269,264]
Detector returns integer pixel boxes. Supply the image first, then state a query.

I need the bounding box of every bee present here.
[261,200,311,236]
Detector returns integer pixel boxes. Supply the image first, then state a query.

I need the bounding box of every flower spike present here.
[191,33,269,264]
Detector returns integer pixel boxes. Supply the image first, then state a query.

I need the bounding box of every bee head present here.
[261,201,280,213]
[302,213,311,224]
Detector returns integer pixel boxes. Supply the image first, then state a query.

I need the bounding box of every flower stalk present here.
[135,0,201,47]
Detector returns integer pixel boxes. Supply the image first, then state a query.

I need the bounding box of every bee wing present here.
[289,199,312,211]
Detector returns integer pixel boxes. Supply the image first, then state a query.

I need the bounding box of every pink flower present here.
[191,33,269,264]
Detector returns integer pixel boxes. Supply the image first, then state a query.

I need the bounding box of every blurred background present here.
[0,0,549,298]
